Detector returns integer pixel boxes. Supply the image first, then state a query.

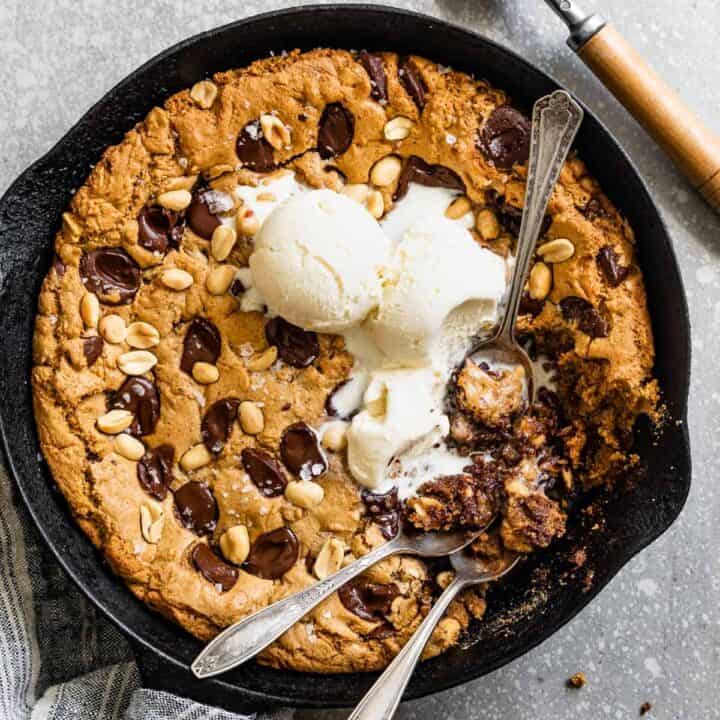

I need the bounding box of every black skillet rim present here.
[0,3,691,709]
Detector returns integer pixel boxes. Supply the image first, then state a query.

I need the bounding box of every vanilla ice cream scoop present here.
[249,190,390,333]
[367,215,506,368]
[347,368,444,490]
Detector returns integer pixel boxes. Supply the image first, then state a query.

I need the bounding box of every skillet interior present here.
[0,5,691,711]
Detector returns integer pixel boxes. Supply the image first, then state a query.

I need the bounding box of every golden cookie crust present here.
[32,48,657,673]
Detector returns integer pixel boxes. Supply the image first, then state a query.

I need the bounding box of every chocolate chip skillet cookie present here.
[32,48,659,673]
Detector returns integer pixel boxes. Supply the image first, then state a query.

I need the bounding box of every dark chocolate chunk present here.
[367,622,395,640]
[82,335,103,366]
[393,155,465,201]
[52,255,66,276]
[486,194,551,238]
[112,376,160,436]
[201,398,240,455]
[180,318,221,374]
[241,448,287,497]
[478,105,531,169]
[338,580,399,621]
[137,205,185,253]
[325,379,358,420]
[280,422,327,479]
[79,248,140,305]
[236,122,276,173]
[192,543,238,591]
[229,277,245,296]
[244,527,299,580]
[559,296,609,338]
[397,57,426,110]
[497,202,523,236]
[580,197,606,220]
[137,444,174,500]
[519,291,545,317]
[265,317,319,368]
[359,50,388,102]
[317,103,355,159]
[187,188,222,239]
[361,487,400,540]
[174,481,218,536]
[596,245,629,287]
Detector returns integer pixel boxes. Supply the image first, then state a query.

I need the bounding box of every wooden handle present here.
[579,24,720,211]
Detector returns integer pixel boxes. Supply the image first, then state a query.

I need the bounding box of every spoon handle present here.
[191,538,398,678]
[348,576,466,720]
[496,90,584,345]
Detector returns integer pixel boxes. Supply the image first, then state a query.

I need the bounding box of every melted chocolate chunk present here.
[338,580,399,621]
[52,255,66,276]
[79,248,140,305]
[174,481,218,535]
[112,376,160,436]
[596,245,629,287]
[82,335,103,366]
[397,57,426,110]
[241,448,287,497]
[361,487,401,540]
[317,103,355,159]
[244,527,299,580]
[201,398,240,455]
[180,318,221,374]
[137,444,174,500]
[559,296,609,338]
[393,155,465,201]
[519,291,545,317]
[265,317,319,368]
[187,188,222,239]
[192,543,238,591]
[137,205,186,253]
[478,105,531,169]
[236,123,276,173]
[359,50,388,102]
[280,422,327,479]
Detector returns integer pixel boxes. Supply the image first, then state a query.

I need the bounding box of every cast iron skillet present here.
[0,5,691,712]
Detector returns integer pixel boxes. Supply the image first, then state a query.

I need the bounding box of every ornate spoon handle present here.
[191,538,399,678]
[496,90,583,347]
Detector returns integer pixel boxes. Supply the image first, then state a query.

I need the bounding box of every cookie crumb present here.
[567,672,586,689]
[640,701,652,716]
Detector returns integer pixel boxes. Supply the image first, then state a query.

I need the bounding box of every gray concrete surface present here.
[2,0,718,718]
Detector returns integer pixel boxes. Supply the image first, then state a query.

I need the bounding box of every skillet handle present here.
[577,24,720,211]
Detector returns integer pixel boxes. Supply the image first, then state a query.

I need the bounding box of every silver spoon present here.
[348,548,520,720]
[347,90,584,720]
[191,522,491,678]
[471,90,583,404]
